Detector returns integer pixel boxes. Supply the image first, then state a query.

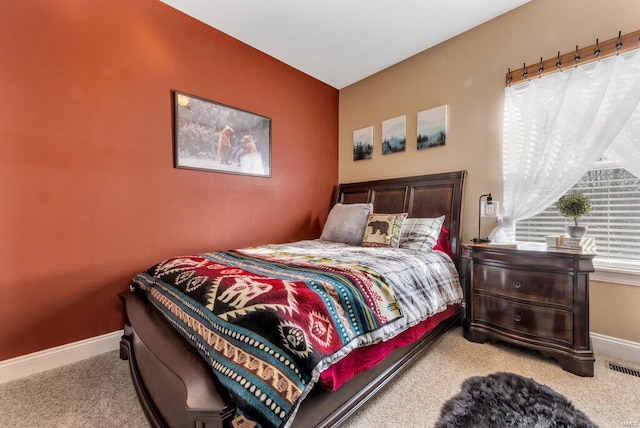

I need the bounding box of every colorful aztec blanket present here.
[132,247,403,428]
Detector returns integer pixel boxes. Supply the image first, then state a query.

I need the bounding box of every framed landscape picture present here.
[382,115,406,155]
[353,126,374,161]
[173,91,272,177]
[417,105,447,150]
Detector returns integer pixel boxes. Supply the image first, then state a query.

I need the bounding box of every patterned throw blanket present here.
[133,247,403,428]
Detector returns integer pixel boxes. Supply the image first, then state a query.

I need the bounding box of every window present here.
[500,48,640,282]
[516,155,640,272]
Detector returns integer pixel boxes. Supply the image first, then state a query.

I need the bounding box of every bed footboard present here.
[120,291,234,428]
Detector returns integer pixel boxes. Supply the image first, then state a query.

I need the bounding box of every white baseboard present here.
[591,332,640,364]
[0,330,122,384]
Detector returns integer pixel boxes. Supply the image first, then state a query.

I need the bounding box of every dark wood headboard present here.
[333,171,466,268]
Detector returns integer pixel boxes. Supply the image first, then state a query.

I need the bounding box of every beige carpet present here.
[1,327,638,427]
[343,327,640,428]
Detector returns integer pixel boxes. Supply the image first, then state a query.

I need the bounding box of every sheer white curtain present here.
[490,49,640,242]
[607,103,640,178]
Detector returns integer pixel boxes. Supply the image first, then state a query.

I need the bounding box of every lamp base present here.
[472,237,492,244]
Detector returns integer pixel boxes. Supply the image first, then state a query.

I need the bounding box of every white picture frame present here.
[353,126,374,161]
[381,115,406,155]
[417,105,447,150]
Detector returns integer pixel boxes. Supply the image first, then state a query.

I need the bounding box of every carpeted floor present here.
[1,326,638,427]
[0,347,148,428]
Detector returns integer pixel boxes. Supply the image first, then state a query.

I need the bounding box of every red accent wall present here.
[0,1,338,360]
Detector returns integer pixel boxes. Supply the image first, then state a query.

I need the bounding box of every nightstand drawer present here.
[473,294,573,345]
[473,265,572,306]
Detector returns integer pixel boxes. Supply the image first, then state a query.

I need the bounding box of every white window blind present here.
[516,157,640,270]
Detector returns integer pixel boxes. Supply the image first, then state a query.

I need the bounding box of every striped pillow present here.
[399,216,445,251]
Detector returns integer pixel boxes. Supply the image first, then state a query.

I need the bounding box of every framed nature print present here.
[173,91,272,177]
[353,126,374,161]
[382,115,406,154]
[417,105,447,150]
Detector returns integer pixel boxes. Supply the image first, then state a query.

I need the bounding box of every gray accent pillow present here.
[320,203,374,245]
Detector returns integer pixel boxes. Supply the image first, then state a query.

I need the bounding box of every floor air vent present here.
[607,361,640,378]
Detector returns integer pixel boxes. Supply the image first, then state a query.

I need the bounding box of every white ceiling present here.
[159,0,530,89]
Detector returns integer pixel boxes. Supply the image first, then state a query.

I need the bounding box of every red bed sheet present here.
[319,303,459,391]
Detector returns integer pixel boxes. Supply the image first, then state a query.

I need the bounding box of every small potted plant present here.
[556,193,593,238]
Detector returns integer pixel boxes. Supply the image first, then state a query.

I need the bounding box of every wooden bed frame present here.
[120,170,466,428]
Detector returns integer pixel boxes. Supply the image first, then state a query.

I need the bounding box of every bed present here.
[119,170,466,428]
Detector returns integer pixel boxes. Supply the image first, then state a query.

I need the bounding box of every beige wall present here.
[338,0,640,343]
[591,280,640,341]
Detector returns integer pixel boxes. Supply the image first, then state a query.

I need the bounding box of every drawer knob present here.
[514,314,522,322]
[513,280,522,289]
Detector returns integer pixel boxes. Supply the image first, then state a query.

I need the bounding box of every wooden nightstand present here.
[461,243,595,376]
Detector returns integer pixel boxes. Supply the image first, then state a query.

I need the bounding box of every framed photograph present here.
[417,105,447,150]
[382,115,406,155]
[173,91,272,177]
[353,126,374,161]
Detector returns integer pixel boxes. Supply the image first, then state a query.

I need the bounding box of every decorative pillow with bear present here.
[361,213,408,248]
[320,203,373,245]
[399,215,446,251]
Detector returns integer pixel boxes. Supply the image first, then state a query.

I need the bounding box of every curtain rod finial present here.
[616,30,623,49]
